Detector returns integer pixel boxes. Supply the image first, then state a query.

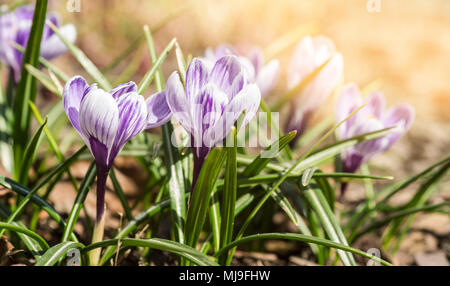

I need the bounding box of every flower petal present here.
[40,24,76,60]
[192,83,228,148]
[185,58,210,102]
[347,117,389,160]
[294,52,343,112]
[145,90,172,129]
[110,81,137,99]
[210,55,245,99]
[110,92,148,163]
[256,59,279,96]
[79,88,119,165]
[336,83,363,138]
[165,72,192,133]
[381,104,415,149]
[63,76,90,136]
[205,83,261,146]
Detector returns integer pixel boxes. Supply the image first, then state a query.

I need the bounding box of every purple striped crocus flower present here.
[0,5,76,81]
[337,83,414,193]
[165,55,261,189]
[63,76,171,222]
[285,36,343,146]
[204,44,279,97]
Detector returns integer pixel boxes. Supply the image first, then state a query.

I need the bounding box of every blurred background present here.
[44,0,450,175]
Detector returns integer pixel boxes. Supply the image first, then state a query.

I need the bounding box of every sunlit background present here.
[44,0,450,175]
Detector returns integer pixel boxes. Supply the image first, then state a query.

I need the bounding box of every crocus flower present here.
[63,76,171,222]
[165,55,261,188]
[285,36,343,146]
[336,83,414,193]
[204,44,279,97]
[0,5,76,81]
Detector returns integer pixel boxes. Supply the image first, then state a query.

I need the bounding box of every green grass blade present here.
[35,241,84,266]
[12,0,48,182]
[381,162,450,250]
[109,168,132,221]
[185,148,227,250]
[0,203,46,259]
[241,131,296,177]
[138,26,176,94]
[0,222,49,250]
[18,117,47,184]
[209,190,221,252]
[271,187,319,255]
[99,194,184,265]
[25,64,61,96]
[216,233,392,266]
[61,162,96,242]
[302,184,355,265]
[219,127,237,263]
[85,238,218,266]
[352,201,450,243]
[0,75,13,173]
[46,21,111,90]
[143,25,186,244]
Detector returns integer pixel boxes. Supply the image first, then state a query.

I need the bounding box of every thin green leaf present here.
[18,116,47,184]
[138,27,176,94]
[0,222,49,250]
[352,201,450,243]
[216,233,392,266]
[184,148,226,250]
[12,0,48,182]
[302,184,355,265]
[241,130,296,177]
[35,241,84,266]
[219,127,237,263]
[109,168,132,221]
[85,238,218,266]
[61,162,96,242]
[143,26,186,244]
[25,64,61,96]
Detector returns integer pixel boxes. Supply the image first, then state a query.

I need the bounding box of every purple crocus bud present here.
[0,5,76,82]
[285,36,343,146]
[165,55,261,189]
[336,83,414,194]
[63,76,170,221]
[204,44,279,97]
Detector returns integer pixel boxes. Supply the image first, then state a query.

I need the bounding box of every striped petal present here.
[110,92,148,164]
[192,83,228,148]
[205,83,261,146]
[166,72,192,133]
[110,81,137,99]
[381,104,414,149]
[145,90,172,129]
[63,76,90,137]
[210,55,245,100]
[79,88,119,166]
[185,58,210,102]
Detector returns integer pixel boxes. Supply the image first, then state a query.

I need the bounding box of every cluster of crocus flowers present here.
[204,44,279,97]
[336,83,414,193]
[165,55,261,188]
[284,36,343,145]
[0,5,76,81]
[62,76,171,257]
